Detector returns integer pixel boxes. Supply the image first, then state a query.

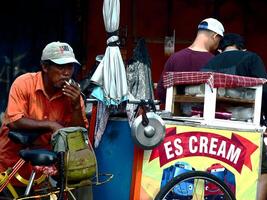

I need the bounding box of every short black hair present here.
[219,33,245,51]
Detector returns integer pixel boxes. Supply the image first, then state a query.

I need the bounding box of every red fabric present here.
[163,71,267,89]
[33,165,58,176]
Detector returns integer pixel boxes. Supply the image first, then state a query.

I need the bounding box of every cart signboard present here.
[135,124,262,200]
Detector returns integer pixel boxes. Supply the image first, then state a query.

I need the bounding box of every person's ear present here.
[213,33,222,40]
[41,64,49,73]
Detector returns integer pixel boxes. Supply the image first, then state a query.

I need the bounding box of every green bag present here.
[51,127,97,187]
[65,130,96,184]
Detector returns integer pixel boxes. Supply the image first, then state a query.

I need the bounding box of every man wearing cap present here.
[201,33,267,200]
[157,17,224,102]
[0,42,88,195]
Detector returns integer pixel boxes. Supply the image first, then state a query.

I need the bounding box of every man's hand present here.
[49,121,64,133]
[62,80,86,127]
[63,80,81,110]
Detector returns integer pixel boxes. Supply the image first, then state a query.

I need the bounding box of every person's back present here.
[202,50,266,77]
[202,33,266,79]
[201,33,267,200]
[201,33,267,114]
[156,48,214,102]
[156,17,224,102]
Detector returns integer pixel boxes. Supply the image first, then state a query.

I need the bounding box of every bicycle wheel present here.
[155,171,236,200]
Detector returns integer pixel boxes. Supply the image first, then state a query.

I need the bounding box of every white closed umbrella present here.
[90,0,128,106]
[91,0,128,147]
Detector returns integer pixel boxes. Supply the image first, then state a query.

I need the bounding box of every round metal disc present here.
[131,112,166,150]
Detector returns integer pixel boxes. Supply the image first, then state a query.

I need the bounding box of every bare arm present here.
[69,101,87,127]
[7,117,64,133]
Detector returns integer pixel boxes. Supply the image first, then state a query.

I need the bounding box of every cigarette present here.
[64,79,85,97]
[65,79,81,88]
[65,79,75,86]
[65,80,71,86]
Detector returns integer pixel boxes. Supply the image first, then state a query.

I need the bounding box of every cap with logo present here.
[41,41,80,65]
[198,18,224,37]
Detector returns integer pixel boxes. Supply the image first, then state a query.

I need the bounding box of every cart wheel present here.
[155,171,236,200]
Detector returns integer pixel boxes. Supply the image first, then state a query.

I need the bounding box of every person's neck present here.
[223,46,239,52]
[189,36,210,52]
[42,74,60,98]
[188,45,209,52]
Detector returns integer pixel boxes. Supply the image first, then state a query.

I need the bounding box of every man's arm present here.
[69,96,88,127]
[5,78,64,133]
[7,117,63,133]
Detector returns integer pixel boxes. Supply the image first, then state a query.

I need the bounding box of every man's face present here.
[43,63,74,89]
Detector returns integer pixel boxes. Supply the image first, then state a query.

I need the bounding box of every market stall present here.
[131,72,267,200]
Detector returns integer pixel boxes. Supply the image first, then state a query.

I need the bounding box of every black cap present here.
[219,33,245,51]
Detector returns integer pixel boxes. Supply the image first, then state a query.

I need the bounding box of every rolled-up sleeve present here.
[4,81,28,124]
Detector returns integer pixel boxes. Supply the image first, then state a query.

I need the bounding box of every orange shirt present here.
[0,72,88,185]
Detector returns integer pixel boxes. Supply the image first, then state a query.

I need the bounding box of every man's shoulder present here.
[174,47,210,54]
[170,48,212,59]
[244,50,261,58]
[14,72,40,83]
[222,50,257,57]
[166,48,188,64]
[227,50,262,62]
[171,48,189,56]
[12,72,41,90]
[217,50,250,60]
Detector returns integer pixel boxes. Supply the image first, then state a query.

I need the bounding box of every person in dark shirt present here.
[202,33,267,200]
[202,33,266,78]
[156,17,224,102]
[202,33,267,119]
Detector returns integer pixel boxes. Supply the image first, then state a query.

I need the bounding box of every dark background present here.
[1,0,267,113]
[85,0,267,85]
[0,0,88,111]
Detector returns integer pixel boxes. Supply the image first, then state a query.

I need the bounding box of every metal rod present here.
[24,170,36,196]
[86,98,160,105]
[0,159,25,192]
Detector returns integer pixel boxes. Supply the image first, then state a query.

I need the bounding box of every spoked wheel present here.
[155,171,236,200]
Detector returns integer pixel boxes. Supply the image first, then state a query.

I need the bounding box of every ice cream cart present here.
[130,72,267,200]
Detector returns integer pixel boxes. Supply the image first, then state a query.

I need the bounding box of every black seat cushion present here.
[8,131,40,145]
[19,149,57,166]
